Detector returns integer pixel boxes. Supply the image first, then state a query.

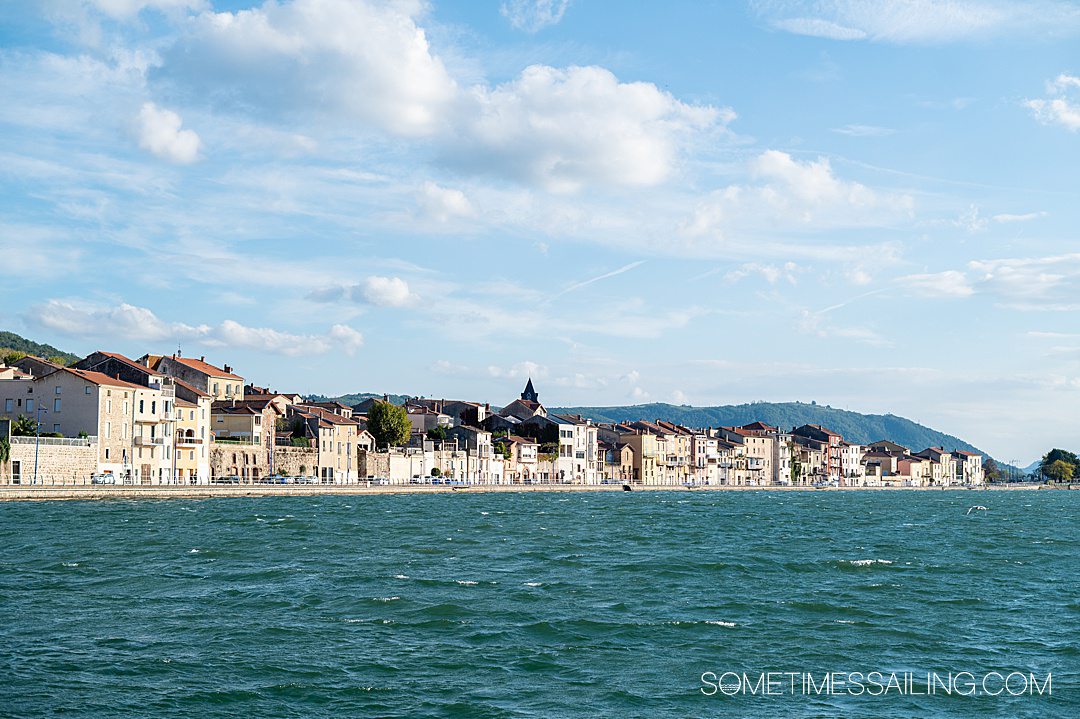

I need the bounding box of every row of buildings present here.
[0,353,984,487]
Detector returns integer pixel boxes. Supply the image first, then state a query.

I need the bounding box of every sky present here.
[1,0,1079,463]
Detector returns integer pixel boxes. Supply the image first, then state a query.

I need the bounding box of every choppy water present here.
[1,491,1077,718]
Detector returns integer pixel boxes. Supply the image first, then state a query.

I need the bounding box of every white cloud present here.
[724,261,801,284]
[896,270,976,298]
[671,389,689,404]
[797,309,890,346]
[488,361,548,379]
[501,0,571,32]
[992,211,1047,223]
[135,102,201,164]
[832,123,895,137]
[683,150,913,239]
[451,65,730,192]
[630,386,649,400]
[24,300,362,356]
[417,181,474,222]
[969,253,1080,303]
[1025,73,1080,131]
[755,1,1080,44]
[360,276,415,307]
[85,0,206,19]
[162,0,458,136]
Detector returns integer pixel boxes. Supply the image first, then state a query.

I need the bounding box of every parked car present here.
[90,474,115,485]
[211,475,241,484]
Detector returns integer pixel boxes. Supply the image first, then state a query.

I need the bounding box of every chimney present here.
[224,365,232,374]
[200,356,205,362]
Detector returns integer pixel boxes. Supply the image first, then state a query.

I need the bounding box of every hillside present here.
[308,391,412,406]
[549,401,987,456]
[0,331,78,365]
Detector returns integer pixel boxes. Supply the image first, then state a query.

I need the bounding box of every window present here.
[139,400,144,413]
[4,399,11,412]
[53,423,61,433]
[104,448,110,460]
[26,399,33,413]
[55,386,61,395]
[151,401,156,414]
[85,386,91,395]
[213,383,219,395]
[105,422,111,439]
[254,416,261,425]
[54,398,61,412]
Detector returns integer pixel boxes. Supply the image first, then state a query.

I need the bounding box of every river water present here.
[1,490,1076,717]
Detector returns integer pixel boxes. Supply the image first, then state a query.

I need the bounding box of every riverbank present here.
[0,482,1059,501]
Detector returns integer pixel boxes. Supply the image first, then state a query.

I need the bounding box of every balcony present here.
[134,435,167,446]
[176,434,203,446]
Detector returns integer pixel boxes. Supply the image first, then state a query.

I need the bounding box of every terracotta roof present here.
[173,378,210,398]
[96,351,159,375]
[171,356,242,380]
[64,368,144,390]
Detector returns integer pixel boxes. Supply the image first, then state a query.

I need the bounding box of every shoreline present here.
[0,482,1058,502]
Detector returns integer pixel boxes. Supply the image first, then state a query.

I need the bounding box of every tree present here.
[430,467,441,477]
[368,401,411,448]
[984,458,1002,483]
[427,425,447,441]
[1040,448,1078,477]
[1044,459,1075,483]
[790,445,802,484]
[0,436,9,483]
[11,415,36,437]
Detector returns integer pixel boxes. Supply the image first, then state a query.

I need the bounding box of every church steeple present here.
[520,378,538,403]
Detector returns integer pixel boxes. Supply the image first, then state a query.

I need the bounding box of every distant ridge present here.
[0,330,78,365]
[548,401,987,457]
[320,391,988,458]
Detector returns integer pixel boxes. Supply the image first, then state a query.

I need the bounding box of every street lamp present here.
[33,403,48,485]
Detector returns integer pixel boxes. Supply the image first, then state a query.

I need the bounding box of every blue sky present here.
[1,1,1079,463]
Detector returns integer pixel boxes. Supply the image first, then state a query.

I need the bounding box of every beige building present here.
[143,353,244,401]
[0,365,171,482]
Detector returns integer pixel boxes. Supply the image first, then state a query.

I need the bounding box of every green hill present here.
[308,391,412,406]
[549,401,987,456]
[0,331,78,366]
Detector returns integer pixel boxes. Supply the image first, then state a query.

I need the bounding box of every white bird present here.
[966,505,988,515]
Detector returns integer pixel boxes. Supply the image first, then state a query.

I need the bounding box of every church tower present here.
[520,378,538,403]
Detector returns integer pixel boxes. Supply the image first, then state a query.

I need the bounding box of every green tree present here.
[1044,459,1075,483]
[430,467,441,477]
[427,425,447,441]
[790,445,802,484]
[1040,448,1078,477]
[0,435,9,483]
[983,458,1002,483]
[11,415,37,437]
[368,401,411,448]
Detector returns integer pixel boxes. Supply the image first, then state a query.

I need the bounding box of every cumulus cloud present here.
[683,150,913,238]
[754,0,1080,43]
[135,102,201,163]
[359,276,415,307]
[1025,73,1080,131]
[500,0,571,32]
[160,0,458,136]
[307,276,417,307]
[488,361,548,379]
[24,300,362,355]
[417,181,474,222]
[450,65,730,192]
[895,254,1080,309]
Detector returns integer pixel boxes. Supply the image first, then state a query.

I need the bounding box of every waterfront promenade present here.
[0,482,1054,501]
